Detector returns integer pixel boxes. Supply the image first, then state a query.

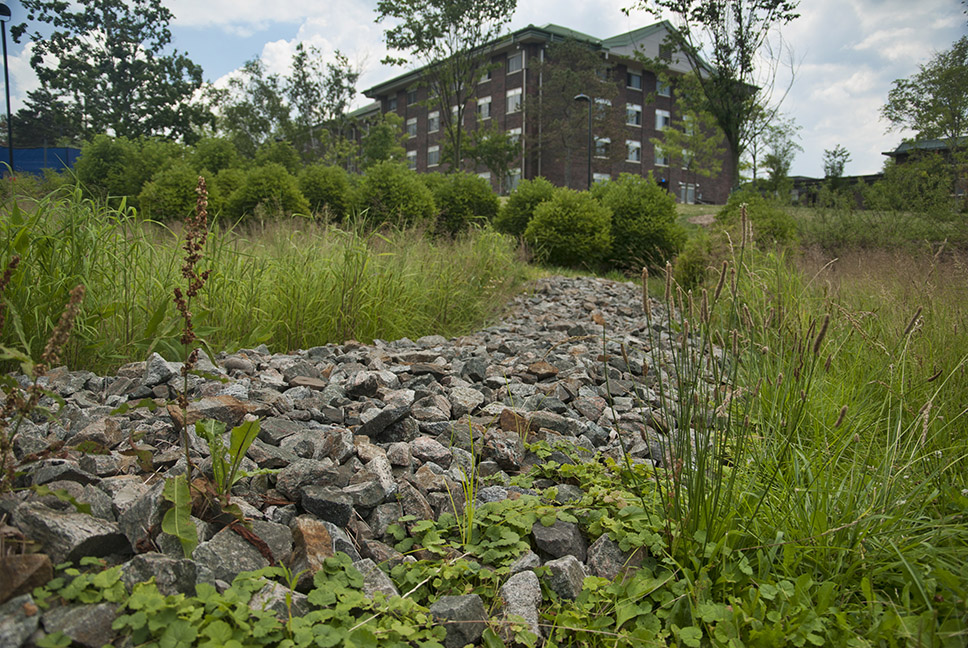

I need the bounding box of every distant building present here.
[362,21,734,203]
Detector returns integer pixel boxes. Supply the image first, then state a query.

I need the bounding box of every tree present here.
[1,88,83,147]
[376,0,517,170]
[651,72,726,195]
[632,0,800,190]
[760,113,801,197]
[823,144,850,178]
[528,38,625,189]
[465,122,520,193]
[882,36,968,142]
[361,113,407,169]
[13,0,210,142]
[217,58,291,158]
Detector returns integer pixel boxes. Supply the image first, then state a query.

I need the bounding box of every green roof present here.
[601,21,670,49]
[886,137,967,155]
[538,23,601,44]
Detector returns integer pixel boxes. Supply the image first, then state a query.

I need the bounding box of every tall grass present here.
[0,187,529,373]
[627,211,968,642]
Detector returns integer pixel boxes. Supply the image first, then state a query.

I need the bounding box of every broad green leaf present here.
[161,475,198,557]
[678,626,703,647]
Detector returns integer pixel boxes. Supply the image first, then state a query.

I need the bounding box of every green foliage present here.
[13,0,210,142]
[195,418,261,505]
[674,229,714,289]
[357,161,436,227]
[592,172,686,270]
[524,188,613,268]
[717,188,798,247]
[214,167,247,203]
[298,165,352,220]
[465,123,520,193]
[865,152,961,218]
[192,137,240,175]
[139,162,222,221]
[360,112,407,169]
[74,135,186,207]
[255,141,302,175]
[428,172,499,236]
[225,164,310,221]
[494,176,555,237]
[161,474,198,557]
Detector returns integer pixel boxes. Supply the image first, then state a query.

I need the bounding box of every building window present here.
[594,97,611,120]
[507,51,523,74]
[406,117,417,139]
[507,167,522,192]
[657,79,671,97]
[477,96,491,120]
[679,183,697,204]
[595,137,610,158]
[406,150,416,170]
[506,87,523,114]
[508,127,522,145]
[478,171,491,181]
[682,148,693,169]
[655,109,671,131]
[451,105,459,124]
[428,111,440,133]
[479,67,492,83]
[428,145,440,167]
[593,173,611,184]
[406,88,418,105]
[627,72,642,89]
[626,103,642,126]
[626,140,642,162]
[655,145,669,167]
[388,96,398,111]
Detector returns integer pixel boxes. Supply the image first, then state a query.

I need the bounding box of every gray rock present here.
[354,558,399,598]
[449,386,485,418]
[543,554,586,600]
[143,352,175,387]
[358,404,410,440]
[509,551,541,574]
[430,594,488,648]
[410,436,452,468]
[42,602,119,648]
[532,519,587,562]
[12,503,129,564]
[120,553,197,596]
[300,485,354,527]
[250,579,310,618]
[500,570,542,640]
[274,458,338,500]
[586,534,645,581]
[0,594,40,648]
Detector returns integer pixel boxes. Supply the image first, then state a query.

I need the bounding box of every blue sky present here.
[3,0,965,177]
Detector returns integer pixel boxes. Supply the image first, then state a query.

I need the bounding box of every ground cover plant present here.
[1,173,966,646]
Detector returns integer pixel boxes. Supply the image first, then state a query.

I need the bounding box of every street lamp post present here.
[0,3,12,173]
[573,93,592,190]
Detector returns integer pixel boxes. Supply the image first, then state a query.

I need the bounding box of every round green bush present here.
[524,188,612,268]
[192,137,240,175]
[430,172,499,236]
[299,164,352,220]
[138,162,223,221]
[357,161,436,228]
[716,188,798,247]
[75,135,185,207]
[225,163,310,221]
[674,230,716,290]
[254,140,302,174]
[495,177,555,236]
[592,172,685,270]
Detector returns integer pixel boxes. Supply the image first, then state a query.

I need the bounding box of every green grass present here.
[0,186,529,374]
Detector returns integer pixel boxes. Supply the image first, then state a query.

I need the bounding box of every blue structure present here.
[5,146,81,175]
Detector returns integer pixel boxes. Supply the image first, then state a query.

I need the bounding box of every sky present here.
[2,0,966,177]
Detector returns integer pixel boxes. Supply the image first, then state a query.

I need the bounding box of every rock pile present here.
[0,275,677,647]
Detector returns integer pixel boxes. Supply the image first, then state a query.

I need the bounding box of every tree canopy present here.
[376,0,517,170]
[882,36,968,143]
[631,0,800,189]
[13,0,210,142]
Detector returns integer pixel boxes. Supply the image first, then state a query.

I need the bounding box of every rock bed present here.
[0,275,679,647]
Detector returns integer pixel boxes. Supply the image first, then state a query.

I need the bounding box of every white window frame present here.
[593,173,611,185]
[406,88,418,105]
[626,140,642,163]
[506,87,523,114]
[507,51,523,74]
[427,111,440,133]
[657,79,671,97]
[427,145,440,168]
[626,103,642,126]
[508,127,522,145]
[627,71,642,90]
[479,68,492,84]
[655,109,671,131]
[655,145,670,167]
[406,150,416,170]
[506,167,522,192]
[477,96,491,120]
[594,136,610,159]
[406,117,417,139]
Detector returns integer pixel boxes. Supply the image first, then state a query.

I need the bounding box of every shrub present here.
[429,172,499,236]
[674,230,716,290]
[495,177,555,236]
[74,135,185,206]
[299,164,352,220]
[716,188,798,247]
[139,162,222,221]
[192,137,240,175]
[592,172,685,270]
[524,188,612,268]
[357,161,436,228]
[254,140,301,174]
[864,153,959,218]
[225,163,310,221]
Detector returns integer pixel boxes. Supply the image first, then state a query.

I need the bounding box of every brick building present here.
[362,21,733,204]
